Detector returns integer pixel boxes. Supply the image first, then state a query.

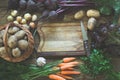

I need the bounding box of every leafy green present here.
[79,49,112,78]
[90,0,120,24]
[79,49,120,80]
[0,58,62,80]
[0,59,29,80]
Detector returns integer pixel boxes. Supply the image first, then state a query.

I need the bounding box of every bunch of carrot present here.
[48,57,81,80]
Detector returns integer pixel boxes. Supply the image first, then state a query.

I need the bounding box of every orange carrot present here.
[58,61,79,67]
[63,57,76,63]
[49,74,66,80]
[60,65,75,70]
[61,71,81,75]
[63,68,74,71]
[57,74,73,80]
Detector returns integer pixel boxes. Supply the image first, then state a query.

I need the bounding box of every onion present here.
[7,15,14,22]
[16,16,22,22]
[32,14,37,21]
[29,22,36,28]
[24,13,32,21]
[21,19,27,24]
[11,10,18,17]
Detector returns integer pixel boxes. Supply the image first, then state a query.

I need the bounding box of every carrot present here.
[61,71,81,75]
[57,74,73,80]
[63,68,74,71]
[63,57,76,63]
[58,61,79,67]
[60,65,75,70]
[49,74,66,80]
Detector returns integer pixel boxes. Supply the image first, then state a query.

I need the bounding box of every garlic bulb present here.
[36,57,46,66]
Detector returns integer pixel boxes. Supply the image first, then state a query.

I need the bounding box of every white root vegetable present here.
[12,48,21,57]
[8,35,17,48]
[0,47,7,57]
[8,27,20,34]
[18,40,28,50]
[14,30,26,40]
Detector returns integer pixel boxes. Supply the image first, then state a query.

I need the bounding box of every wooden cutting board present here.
[37,22,86,56]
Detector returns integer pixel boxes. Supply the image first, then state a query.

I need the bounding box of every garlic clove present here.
[36,57,46,66]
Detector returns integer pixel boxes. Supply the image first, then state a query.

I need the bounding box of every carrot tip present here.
[63,57,76,63]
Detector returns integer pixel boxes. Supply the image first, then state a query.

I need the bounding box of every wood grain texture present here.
[37,22,84,53]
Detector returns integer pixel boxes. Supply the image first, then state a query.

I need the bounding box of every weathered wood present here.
[37,22,85,56]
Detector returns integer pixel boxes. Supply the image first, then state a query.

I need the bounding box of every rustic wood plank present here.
[37,22,85,56]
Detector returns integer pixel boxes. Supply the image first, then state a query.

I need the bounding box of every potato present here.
[22,24,30,29]
[74,10,85,20]
[12,48,21,57]
[8,35,17,48]
[87,9,100,18]
[18,40,28,50]
[8,27,20,34]
[0,30,5,38]
[14,30,26,40]
[0,38,3,47]
[0,47,7,57]
[87,17,96,30]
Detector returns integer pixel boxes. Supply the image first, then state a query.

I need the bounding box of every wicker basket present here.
[0,23,34,62]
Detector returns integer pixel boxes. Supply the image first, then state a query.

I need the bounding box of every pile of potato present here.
[7,10,38,29]
[0,25,29,58]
